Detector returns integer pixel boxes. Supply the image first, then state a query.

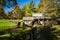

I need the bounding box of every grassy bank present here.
[0,19,17,32]
[0,19,16,27]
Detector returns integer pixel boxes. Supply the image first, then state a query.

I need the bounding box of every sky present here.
[4,0,39,12]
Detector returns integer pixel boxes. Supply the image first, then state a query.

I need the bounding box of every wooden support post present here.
[17,22,21,28]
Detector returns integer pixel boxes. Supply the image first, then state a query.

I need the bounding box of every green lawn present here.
[0,19,17,31]
[0,19,16,27]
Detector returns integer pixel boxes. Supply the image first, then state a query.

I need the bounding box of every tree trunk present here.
[0,4,7,19]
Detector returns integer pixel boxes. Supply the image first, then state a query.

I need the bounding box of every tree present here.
[29,0,36,13]
[38,0,57,16]
[38,0,50,13]
[57,0,60,13]
[0,0,7,18]
[0,0,18,19]
[21,4,32,17]
[12,5,22,19]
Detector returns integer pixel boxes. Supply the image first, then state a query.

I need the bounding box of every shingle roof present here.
[32,13,44,17]
[23,17,33,20]
[32,13,45,19]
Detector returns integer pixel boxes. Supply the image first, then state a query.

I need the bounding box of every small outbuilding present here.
[32,13,45,19]
[23,17,33,25]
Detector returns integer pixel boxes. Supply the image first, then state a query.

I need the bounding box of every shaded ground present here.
[0,20,60,40]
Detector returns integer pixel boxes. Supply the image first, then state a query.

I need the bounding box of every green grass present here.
[0,34,10,37]
[0,19,16,31]
[53,25,60,31]
[0,34,10,40]
[0,20,16,27]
